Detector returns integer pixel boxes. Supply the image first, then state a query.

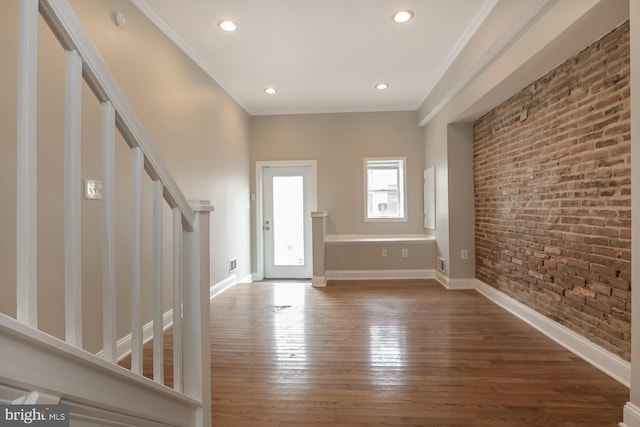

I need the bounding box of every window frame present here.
[363,157,407,223]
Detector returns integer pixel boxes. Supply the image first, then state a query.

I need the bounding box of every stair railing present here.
[4,0,211,425]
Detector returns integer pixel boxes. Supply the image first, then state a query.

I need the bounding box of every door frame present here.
[255,160,318,281]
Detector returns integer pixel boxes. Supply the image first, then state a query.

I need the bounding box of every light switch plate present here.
[84,179,103,200]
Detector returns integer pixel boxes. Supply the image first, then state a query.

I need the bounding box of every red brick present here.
[474,22,630,360]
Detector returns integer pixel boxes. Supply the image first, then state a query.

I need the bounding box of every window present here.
[364,157,407,222]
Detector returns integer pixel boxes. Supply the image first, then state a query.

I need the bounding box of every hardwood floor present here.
[125,279,629,426]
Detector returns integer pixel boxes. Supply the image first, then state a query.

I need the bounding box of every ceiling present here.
[129,0,496,116]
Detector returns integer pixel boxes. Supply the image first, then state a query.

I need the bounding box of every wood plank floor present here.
[125,279,629,426]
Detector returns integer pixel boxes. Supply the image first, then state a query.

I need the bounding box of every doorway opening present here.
[255,161,317,280]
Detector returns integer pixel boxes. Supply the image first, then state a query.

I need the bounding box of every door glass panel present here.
[273,176,305,266]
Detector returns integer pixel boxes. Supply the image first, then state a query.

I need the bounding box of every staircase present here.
[0,1,211,425]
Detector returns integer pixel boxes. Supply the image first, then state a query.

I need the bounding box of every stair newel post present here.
[183,200,213,427]
[311,211,328,287]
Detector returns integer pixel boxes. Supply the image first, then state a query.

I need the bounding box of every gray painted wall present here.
[0,0,251,353]
[446,123,476,279]
[325,241,435,271]
[250,111,426,274]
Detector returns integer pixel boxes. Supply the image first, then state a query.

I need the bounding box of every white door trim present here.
[263,166,313,278]
[255,160,318,281]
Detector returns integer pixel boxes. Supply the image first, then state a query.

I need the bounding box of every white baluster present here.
[102,101,117,363]
[16,0,39,328]
[172,207,183,392]
[183,202,213,426]
[64,49,83,347]
[153,180,164,384]
[131,147,144,375]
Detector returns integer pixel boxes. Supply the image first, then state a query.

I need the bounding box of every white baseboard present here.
[312,276,327,287]
[96,274,242,362]
[622,402,640,427]
[210,273,240,299]
[239,274,253,284]
[475,279,630,387]
[325,269,435,281]
[434,271,476,289]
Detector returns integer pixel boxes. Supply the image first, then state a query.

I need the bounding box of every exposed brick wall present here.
[473,22,631,360]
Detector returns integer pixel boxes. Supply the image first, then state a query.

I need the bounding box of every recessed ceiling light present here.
[218,20,237,32]
[392,10,414,23]
[375,83,389,90]
[264,87,277,95]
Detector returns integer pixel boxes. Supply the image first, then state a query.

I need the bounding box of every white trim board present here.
[312,276,327,287]
[475,279,630,387]
[210,273,239,299]
[0,313,197,426]
[0,382,174,427]
[622,402,640,427]
[96,274,243,362]
[254,160,318,282]
[326,269,435,281]
[325,234,435,244]
[434,271,476,290]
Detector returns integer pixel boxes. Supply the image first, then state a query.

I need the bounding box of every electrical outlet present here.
[402,248,408,258]
[229,258,237,273]
[519,108,528,121]
[381,249,387,257]
[461,249,468,260]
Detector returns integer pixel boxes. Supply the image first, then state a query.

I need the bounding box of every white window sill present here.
[325,234,436,244]
[364,217,408,223]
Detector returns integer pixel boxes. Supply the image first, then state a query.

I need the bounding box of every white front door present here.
[263,166,313,279]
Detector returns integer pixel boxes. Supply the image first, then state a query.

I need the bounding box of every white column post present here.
[311,211,328,287]
[623,2,640,426]
[183,201,213,427]
[16,0,39,328]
